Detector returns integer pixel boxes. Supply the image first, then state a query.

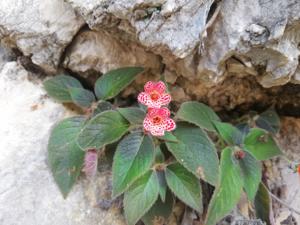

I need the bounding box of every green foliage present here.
[166,123,219,186]
[205,147,244,225]
[255,109,280,134]
[95,67,143,100]
[77,110,129,150]
[48,116,86,198]
[165,163,202,212]
[176,101,220,132]
[68,87,95,108]
[112,133,155,197]
[213,121,243,145]
[43,75,83,102]
[44,67,285,225]
[142,191,174,225]
[238,151,262,200]
[118,107,146,125]
[254,183,274,225]
[244,128,282,160]
[124,171,160,225]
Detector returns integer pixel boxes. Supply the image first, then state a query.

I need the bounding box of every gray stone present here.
[0,0,85,73]
[0,62,125,225]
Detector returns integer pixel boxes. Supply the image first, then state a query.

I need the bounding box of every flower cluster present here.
[138,81,176,136]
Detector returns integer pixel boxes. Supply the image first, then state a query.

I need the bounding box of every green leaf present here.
[154,146,165,164]
[254,183,274,225]
[238,151,262,200]
[256,109,280,134]
[43,75,83,102]
[142,191,174,225]
[112,133,155,197]
[95,67,144,100]
[77,110,129,150]
[48,116,86,198]
[205,147,244,225]
[117,107,146,125]
[166,123,219,186]
[156,170,167,202]
[165,163,202,212]
[124,171,160,225]
[157,132,179,143]
[213,121,243,145]
[244,128,282,160]
[176,101,220,132]
[92,101,113,116]
[68,87,95,108]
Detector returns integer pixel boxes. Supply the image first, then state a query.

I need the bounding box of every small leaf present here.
[77,110,129,150]
[82,149,98,178]
[176,101,220,132]
[154,146,165,164]
[44,75,82,102]
[124,171,160,225]
[156,170,167,202]
[254,183,275,225]
[256,109,280,134]
[142,191,174,225]
[205,147,244,225]
[166,123,219,186]
[165,163,202,212]
[157,132,179,143]
[48,116,86,198]
[244,128,282,160]
[95,67,144,100]
[92,101,113,116]
[112,133,155,197]
[213,121,243,145]
[238,151,262,200]
[68,87,95,108]
[118,107,146,125]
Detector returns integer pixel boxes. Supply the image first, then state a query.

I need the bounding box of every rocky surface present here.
[0,0,84,73]
[0,61,125,225]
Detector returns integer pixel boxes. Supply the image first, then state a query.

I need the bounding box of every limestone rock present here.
[0,62,125,225]
[0,0,85,73]
[63,29,161,76]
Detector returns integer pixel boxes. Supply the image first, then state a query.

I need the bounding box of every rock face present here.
[0,62,125,225]
[0,0,84,73]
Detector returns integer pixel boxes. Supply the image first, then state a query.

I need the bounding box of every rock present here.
[0,0,84,73]
[63,29,161,76]
[0,62,125,225]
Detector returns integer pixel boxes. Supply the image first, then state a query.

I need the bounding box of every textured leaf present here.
[118,107,146,125]
[112,133,155,197]
[154,146,165,164]
[244,128,282,160]
[77,110,129,150]
[254,183,275,225]
[142,191,174,225]
[238,151,262,200]
[213,121,243,145]
[82,149,98,178]
[205,147,244,225]
[92,101,113,116]
[44,75,82,102]
[95,67,143,100]
[124,171,160,225]
[166,123,219,186]
[156,170,167,202]
[165,163,202,212]
[68,87,95,108]
[157,132,179,143]
[48,116,86,198]
[256,109,280,134]
[176,101,220,132]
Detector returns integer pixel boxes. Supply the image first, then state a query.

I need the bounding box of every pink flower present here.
[143,107,176,136]
[138,81,171,108]
[82,149,98,178]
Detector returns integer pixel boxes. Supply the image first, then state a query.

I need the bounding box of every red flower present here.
[297,164,300,175]
[138,81,171,108]
[143,107,176,136]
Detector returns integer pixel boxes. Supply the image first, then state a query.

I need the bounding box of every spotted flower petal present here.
[165,118,176,131]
